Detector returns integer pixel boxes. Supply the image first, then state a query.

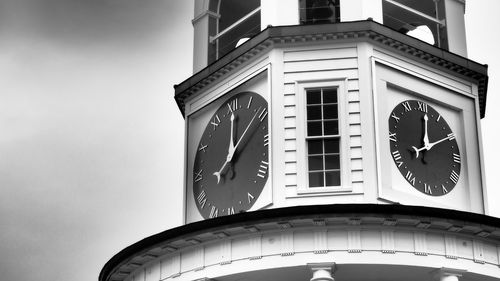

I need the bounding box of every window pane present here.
[322,89,337,103]
[308,155,324,171]
[307,105,322,121]
[325,155,340,170]
[309,171,324,187]
[308,139,323,155]
[323,104,338,119]
[307,90,321,104]
[325,171,341,186]
[323,120,338,135]
[324,139,339,153]
[307,121,322,136]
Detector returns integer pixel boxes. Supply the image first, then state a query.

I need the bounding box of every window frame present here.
[208,0,261,62]
[295,79,351,195]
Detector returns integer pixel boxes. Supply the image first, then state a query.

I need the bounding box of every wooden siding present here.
[282,46,362,190]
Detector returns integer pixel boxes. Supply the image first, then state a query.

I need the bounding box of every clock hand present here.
[233,108,260,151]
[426,133,455,150]
[213,113,236,184]
[423,114,429,147]
[412,133,455,158]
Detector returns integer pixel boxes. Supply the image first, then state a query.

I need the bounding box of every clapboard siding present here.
[282,46,363,190]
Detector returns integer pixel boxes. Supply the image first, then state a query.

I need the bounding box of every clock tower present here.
[101,1,499,281]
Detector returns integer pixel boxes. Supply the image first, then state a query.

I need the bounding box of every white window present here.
[383,0,447,49]
[296,80,350,193]
[305,87,341,187]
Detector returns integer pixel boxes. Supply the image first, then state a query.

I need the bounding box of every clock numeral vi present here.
[424,183,432,195]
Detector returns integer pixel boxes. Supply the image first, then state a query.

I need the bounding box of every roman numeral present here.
[417,101,428,113]
[210,114,220,130]
[405,171,416,186]
[198,143,208,152]
[453,153,461,163]
[450,170,459,184]
[447,133,456,141]
[197,190,207,209]
[402,101,412,112]
[259,108,268,122]
[209,206,219,218]
[264,134,269,146]
[441,184,449,194]
[391,150,403,167]
[389,131,397,142]
[391,112,400,123]
[424,183,432,195]
[194,169,203,182]
[247,192,255,204]
[257,160,268,178]
[227,207,235,215]
[227,98,238,113]
[436,115,442,122]
[247,96,253,109]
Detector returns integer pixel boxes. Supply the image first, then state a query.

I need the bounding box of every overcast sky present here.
[0,1,499,281]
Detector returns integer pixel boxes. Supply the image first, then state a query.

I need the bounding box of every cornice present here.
[174,20,488,118]
[100,204,500,281]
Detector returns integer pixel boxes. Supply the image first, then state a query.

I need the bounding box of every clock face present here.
[388,100,461,196]
[193,91,269,219]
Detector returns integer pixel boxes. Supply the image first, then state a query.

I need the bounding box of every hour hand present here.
[423,114,429,147]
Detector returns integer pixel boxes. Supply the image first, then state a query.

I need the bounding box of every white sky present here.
[0,1,498,281]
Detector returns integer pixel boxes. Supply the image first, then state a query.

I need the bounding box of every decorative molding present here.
[220,240,232,265]
[348,230,361,253]
[314,230,328,254]
[414,232,428,256]
[249,235,262,260]
[444,235,458,259]
[381,230,395,254]
[281,232,295,256]
[194,247,205,271]
[473,240,485,264]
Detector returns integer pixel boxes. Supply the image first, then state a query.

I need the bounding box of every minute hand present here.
[427,133,454,150]
[233,109,260,151]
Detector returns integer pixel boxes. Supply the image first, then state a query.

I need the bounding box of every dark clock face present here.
[388,100,461,196]
[193,91,269,219]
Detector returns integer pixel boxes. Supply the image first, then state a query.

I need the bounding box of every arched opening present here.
[383,0,448,49]
[208,0,261,63]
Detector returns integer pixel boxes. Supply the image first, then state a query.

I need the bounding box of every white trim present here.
[293,78,352,195]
